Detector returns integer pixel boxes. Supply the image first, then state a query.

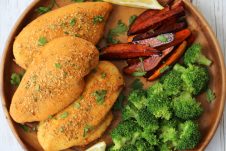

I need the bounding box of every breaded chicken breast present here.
[13,2,112,69]
[37,61,124,150]
[10,36,99,123]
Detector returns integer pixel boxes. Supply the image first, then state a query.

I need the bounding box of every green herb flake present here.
[83,124,93,137]
[55,63,62,69]
[132,71,147,77]
[74,34,81,37]
[101,72,106,79]
[64,31,69,35]
[36,7,51,14]
[113,92,125,110]
[10,72,24,86]
[93,15,105,24]
[74,102,81,109]
[129,15,137,26]
[131,79,143,90]
[206,88,216,103]
[38,37,48,46]
[48,115,53,119]
[160,66,170,73]
[60,112,69,119]
[20,124,29,132]
[107,20,128,44]
[157,35,168,42]
[70,18,76,26]
[92,90,107,105]
[36,0,58,15]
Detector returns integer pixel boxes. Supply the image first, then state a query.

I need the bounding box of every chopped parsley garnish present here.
[129,15,137,26]
[36,0,58,14]
[60,112,69,119]
[48,115,53,119]
[206,88,216,103]
[10,72,24,86]
[83,124,93,137]
[20,124,29,132]
[36,7,51,14]
[70,18,76,26]
[132,71,147,77]
[74,102,81,109]
[93,15,105,24]
[132,58,147,77]
[157,35,168,42]
[131,79,143,90]
[38,37,48,46]
[64,31,69,35]
[101,72,106,79]
[55,63,62,69]
[107,20,128,44]
[74,34,81,37]
[113,92,125,110]
[92,90,107,104]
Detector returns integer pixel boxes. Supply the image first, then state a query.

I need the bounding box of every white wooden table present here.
[0,0,225,151]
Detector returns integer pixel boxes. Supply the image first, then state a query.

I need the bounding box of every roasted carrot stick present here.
[124,47,174,74]
[148,41,187,81]
[100,43,161,60]
[128,5,185,35]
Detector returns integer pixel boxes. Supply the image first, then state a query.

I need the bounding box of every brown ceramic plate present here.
[1,0,225,150]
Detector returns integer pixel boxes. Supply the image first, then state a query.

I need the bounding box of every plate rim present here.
[0,0,225,150]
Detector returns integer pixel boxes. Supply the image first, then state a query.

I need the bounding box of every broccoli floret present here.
[159,119,178,149]
[160,70,184,96]
[141,129,159,146]
[146,82,164,96]
[158,143,172,151]
[136,107,159,132]
[147,94,172,120]
[172,92,203,120]
[176,121,201,150]
[181,64,209,95]
[128,89,147,110]
[136,139,155,151]
[119,144,136,151]
[184,43,212,66]
[146,82,172,120]
[122,103,138,120]
[110,120,142,150]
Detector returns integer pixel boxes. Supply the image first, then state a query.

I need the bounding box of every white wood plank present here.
[0,0,225,151]
[192,0,226,151]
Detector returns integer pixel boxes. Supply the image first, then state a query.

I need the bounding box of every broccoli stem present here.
[198,54,212,66]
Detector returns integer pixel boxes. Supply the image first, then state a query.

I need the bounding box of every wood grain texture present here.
[0,0,225,151]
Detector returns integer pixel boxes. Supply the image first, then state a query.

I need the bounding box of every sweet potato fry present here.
[124,47,174,74]
[128,5,185,35]
[156,29,191,50]
[133,21,187,41]
[129,9,160,28]
[148,41,187,81]
[100,44,161,60]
